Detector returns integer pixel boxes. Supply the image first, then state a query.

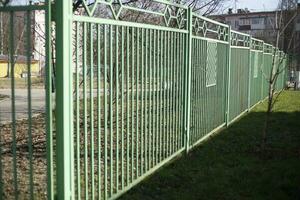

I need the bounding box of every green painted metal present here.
[0,2,54,200]
[0,1,289,199]
[188,11,229,147]
[249,50,264,106]
[228,45,250,122]
[55,0,74,199]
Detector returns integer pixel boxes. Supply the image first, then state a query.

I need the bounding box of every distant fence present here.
[0,1,287,200]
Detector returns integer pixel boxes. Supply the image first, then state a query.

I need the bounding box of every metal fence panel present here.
[0,1,289,199]
[228,47,250,122]
[0,4,53,200]
[250,50,264,107]
[72,19,187,200]
[262,53,273,99]
[189,39,227,147]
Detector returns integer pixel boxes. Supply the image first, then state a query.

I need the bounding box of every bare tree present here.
[261,0,299,152]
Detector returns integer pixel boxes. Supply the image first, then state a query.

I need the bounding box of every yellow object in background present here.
[0,55,40,78]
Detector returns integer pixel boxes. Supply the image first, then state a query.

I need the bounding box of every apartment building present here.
[211,9,278,46]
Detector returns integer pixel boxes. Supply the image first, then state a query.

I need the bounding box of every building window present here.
[240,18,250,25]
[235,20,239,28]
[252,18,260,24]
[206,41,217,87]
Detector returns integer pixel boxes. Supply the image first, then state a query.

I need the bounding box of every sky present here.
[226,0,280,12]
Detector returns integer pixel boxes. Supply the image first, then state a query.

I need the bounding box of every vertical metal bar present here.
[83,22,89,200]
[170,31,174,154]
[121,26,125,191]
[196,39,200,141]
[115,25,119,193]
[126,27,130,187]
[55,0,74,198]
[261,45,265,100]
[104,24,108,199]
[155,30,160,163]
[145,29,148,171]
[9,11,18,200]
[152,29,156,165]
[149,29,153,167]
[178,33,182,147]
[26,10,34,199]
[109,25,114,197]
[45,0,54,198]
[176,33,181,150]
[247,36,252,111]
[184,8,193,153]
[171,31,175,154]
[136,28,139,178]
[225,27,232,125]
[141,28,144,176]
[159,30,163,163]
[174,32,179,152]
[75,21,81,200]
[131,27,134,182]
[96,24,101,199]
[90,23,95,200]
[180,33,184,147]
[166,31,170,156]
[191,39,195,145]
[163,31,167,158]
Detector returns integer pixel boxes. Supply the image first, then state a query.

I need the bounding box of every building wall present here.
[211,12,278,45]
[0,61,40,78]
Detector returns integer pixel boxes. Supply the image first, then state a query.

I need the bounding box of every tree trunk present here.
[262,80,274,152]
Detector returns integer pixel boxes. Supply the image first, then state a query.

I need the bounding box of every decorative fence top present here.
[230,30,251,48]
[251,38,264,51]
[192,13,229,42]
[77,0,188,29]
[264,43,274,54]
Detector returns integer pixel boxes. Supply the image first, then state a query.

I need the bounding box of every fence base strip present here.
[190,123,226,150]
[109,147,185,200]
[227,109,249,127]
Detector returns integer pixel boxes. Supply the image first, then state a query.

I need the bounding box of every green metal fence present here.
[0,2,53,200]
[249,38,264,107]
[188,13,228,148]
[0,1,288,199]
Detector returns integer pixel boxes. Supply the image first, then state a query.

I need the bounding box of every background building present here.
[210,9,279,46]
[211,3,300,88]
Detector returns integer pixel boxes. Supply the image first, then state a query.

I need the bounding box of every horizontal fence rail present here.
[0,0,287,199]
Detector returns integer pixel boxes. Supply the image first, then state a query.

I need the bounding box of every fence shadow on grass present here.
[120,111,300,200]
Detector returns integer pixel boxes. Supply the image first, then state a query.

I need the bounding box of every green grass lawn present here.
[121,90,300,200]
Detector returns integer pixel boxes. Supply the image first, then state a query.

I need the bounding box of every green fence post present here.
[261,43,265,101]
[247,36,252,111]
[55,0,74,199]
[45,1,54,199]
[225,27,231,126]
[184,7,192,153]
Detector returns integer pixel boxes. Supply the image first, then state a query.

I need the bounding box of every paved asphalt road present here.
[0,88,101,123]
[0,87,162,123]
[0,89,46,123]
